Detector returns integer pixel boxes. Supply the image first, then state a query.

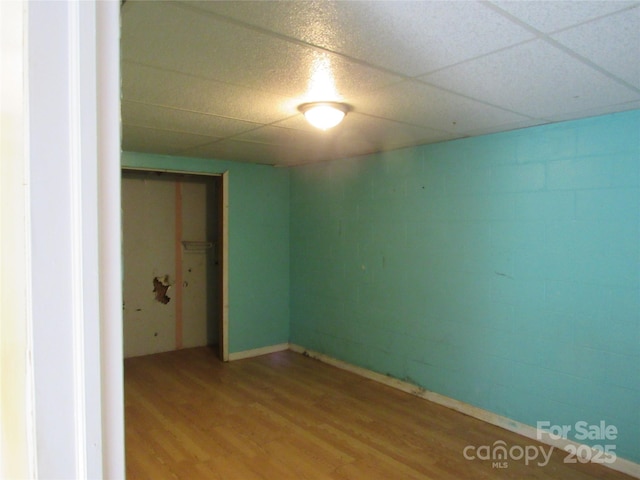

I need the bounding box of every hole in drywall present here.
[152,275,171,304]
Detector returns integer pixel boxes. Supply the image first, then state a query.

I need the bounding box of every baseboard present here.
[288,344,640,479]
[228,342,290,361]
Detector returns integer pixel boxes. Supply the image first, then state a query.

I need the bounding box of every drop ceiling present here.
[121,0,640,167]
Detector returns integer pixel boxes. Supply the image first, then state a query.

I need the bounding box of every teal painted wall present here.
[122,152,290,353]
[289,110,640,463]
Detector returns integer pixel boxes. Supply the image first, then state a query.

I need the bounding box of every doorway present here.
[121,169,228,360]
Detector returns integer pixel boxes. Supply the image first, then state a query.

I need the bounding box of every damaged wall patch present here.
[153,275,171,304]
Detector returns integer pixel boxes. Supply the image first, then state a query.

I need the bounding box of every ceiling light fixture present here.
[298,102,350,130]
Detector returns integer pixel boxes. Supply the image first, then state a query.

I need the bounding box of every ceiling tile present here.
[231,115,449,162]
[551,6,640,89]
[226,124,363,164]
[122,101,261,138]
[181,138,345,166]
[122,125,219,155]
[180,139,286,165]
[333,115,458,154]
[490,0,638,33]
[276,113,455,151]
[184,121,428,166]
[351,80,531,133]
[232,124,323,147]
[461,118,550,137]
[544,99,640,122]
[194,0,535,77]
[421,39,640,119]
[123,2,311,96]
[122,62,294,124]
[122,1,401,102]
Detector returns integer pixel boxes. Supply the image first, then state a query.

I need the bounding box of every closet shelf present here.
[181,241,214,252]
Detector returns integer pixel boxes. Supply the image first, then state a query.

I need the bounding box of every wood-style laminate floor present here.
[124,347,634,479]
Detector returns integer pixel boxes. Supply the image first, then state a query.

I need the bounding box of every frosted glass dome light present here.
[299,102,350,130]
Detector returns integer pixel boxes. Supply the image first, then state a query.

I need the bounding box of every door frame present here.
[121,167,229,361]
[8,2,123,477]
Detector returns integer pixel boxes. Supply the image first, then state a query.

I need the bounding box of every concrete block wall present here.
[289,109,640,463]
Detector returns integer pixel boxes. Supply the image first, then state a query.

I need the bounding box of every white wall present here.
[122,176,178,357]
[0,1,33,477]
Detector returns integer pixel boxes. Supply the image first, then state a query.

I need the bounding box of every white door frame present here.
[97,2,125,477]
[3,1,124,478]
